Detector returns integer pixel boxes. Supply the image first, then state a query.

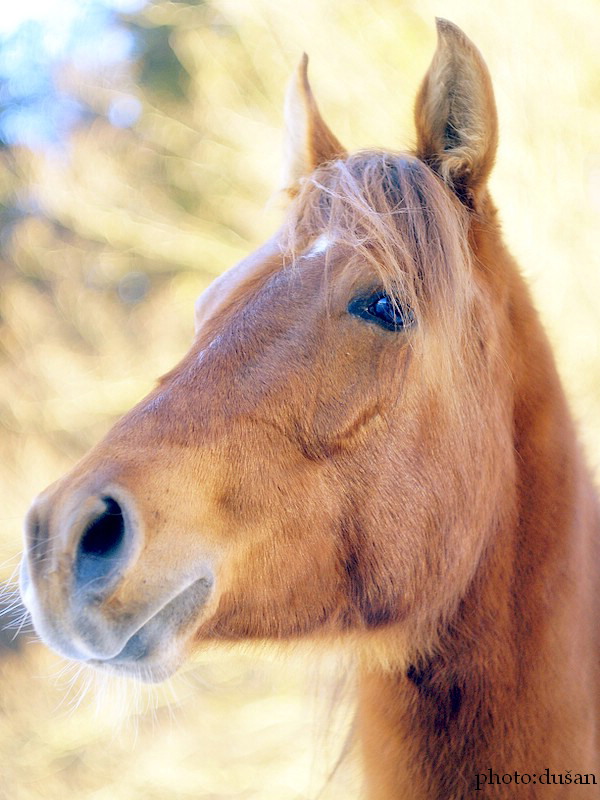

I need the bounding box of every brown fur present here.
[21,20,600,798]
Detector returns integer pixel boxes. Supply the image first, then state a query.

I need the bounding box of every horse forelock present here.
[282,151,475,343]
[281,150,478,400]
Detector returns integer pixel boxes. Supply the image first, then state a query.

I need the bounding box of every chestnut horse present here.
[19,20,600,799]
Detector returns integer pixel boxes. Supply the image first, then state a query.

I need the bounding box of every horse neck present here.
[356,216,600,800]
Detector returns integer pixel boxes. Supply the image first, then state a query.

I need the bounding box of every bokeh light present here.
[0,0,145,148]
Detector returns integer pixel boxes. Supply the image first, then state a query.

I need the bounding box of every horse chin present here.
[88,646,185,684]
[83,620,189,683]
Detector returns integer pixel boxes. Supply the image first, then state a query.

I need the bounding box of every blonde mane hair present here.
[284,151,473,334]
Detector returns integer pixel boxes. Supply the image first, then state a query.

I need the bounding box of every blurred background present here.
[0,0,598,798]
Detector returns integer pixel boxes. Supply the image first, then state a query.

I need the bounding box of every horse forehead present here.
[194,233,335,332]
[194,235,284,331]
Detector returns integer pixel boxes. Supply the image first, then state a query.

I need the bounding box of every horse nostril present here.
[79,497,124,558]
[75,496,127,588]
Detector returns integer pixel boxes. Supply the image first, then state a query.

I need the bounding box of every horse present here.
[19,19,600,799]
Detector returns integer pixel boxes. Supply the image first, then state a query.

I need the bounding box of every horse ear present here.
[282,54,346,192]
[414,19,498,208]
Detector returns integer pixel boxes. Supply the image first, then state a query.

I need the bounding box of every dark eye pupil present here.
[368,295,403,326]
[347,291,414,331]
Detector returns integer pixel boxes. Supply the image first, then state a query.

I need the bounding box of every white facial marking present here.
[304,233,332,259]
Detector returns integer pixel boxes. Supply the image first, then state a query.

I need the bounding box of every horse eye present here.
[348,292,414,332]
[368,296,401,326]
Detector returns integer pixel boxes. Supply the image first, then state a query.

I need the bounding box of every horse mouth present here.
[85,574,214,682]
[22,551,214,683]
[87,625,182,683]
[88,646,181,683]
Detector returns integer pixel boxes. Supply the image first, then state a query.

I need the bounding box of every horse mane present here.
[282,151,476,355]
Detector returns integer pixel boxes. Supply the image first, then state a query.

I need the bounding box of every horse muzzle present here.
[19,484,215,682]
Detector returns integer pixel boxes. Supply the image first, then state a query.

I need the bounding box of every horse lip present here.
[88,651,180,683]
[87,573,213,673]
